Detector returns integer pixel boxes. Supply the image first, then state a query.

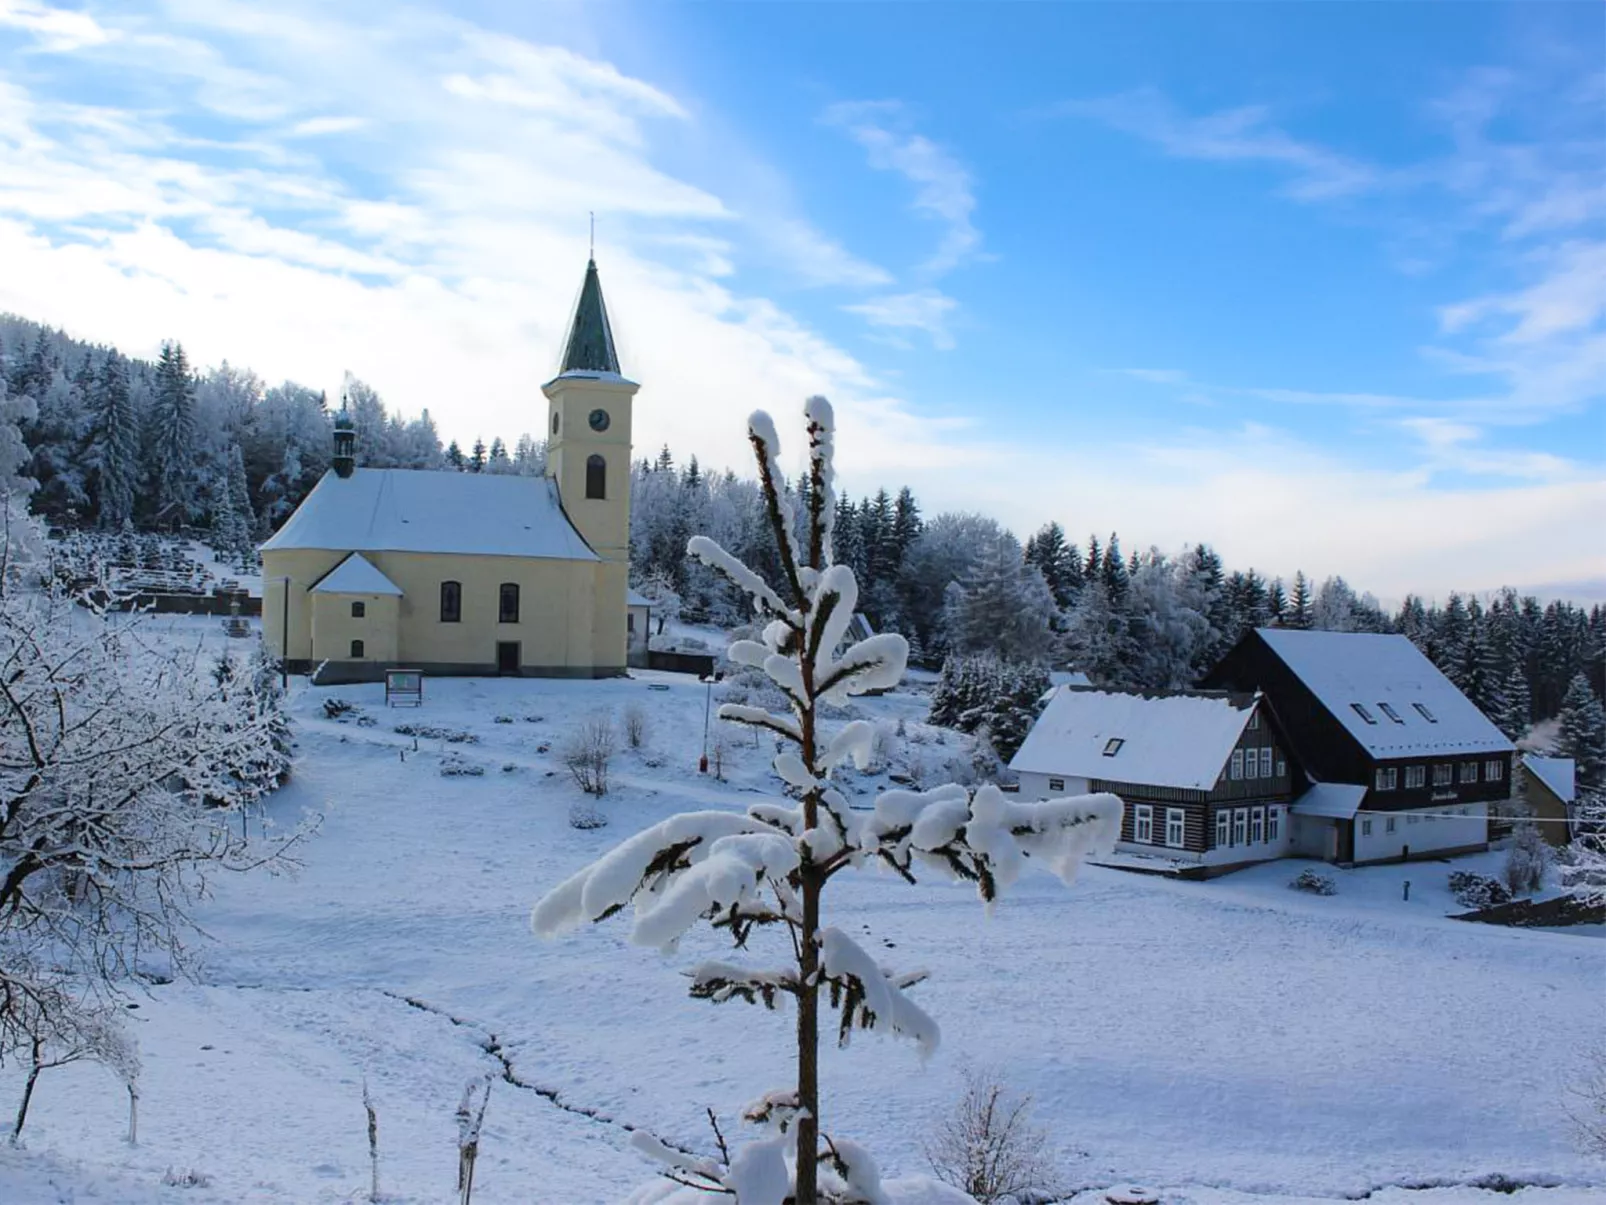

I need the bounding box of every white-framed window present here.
[1165,808,1185,848]
[1375,767,1397,791]
[1386,816,1397,834]
[1425,811,1437,823]
[1215,810,1230,849]
[1378,702,1403,724]
[1231,750,1243,780]
[1250,807,1265,843]
[1244,749,1259,780]
[1103,738,1125,757]
[1048,777,1065,792]
[1459,762,1478,784]
[1233,809,1248,845]
[1259,748,1273,778]
[1276,757,1287,778]
[1408,812,1420,825]
[1133,804,1153,843]
[1432,764,1453,787]
[1248,711,1260,730]
[1361,817,1373,837]
[1413,702,1438,723]
[1486,759,1504,782]
[1352,703,1378,725]
[1405,765,1425,789]
[1267,806,1282,842]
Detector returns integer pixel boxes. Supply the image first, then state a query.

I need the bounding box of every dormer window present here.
[1351,703,1378,725]
[1247,711,1260,730]
[1103,738,1124,757]
[1413,702,1438,723]
[1377,702,1404,724]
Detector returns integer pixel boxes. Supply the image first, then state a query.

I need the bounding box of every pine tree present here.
[1459,622,1505,723]
[88,351,138,529]
[469,438,486,472]
[445,440,465,470]
[1557,673,1606,794]
[1266,577,1287,626]
[147,341,196,526]
[532,397,1119,1204]
[1026,521,1078,609]
[1497,662,1531,743]
[226,443,254,549]
[1286,571,1313,630]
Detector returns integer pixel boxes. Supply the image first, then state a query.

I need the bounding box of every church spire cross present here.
[559,254,622,376]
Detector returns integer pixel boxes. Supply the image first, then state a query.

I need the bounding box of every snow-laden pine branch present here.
[534,397,1120,1205]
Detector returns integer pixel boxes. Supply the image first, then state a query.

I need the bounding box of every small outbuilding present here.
[1520,755,1577,847]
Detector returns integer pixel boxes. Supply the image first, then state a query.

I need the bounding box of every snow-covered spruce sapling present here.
[533,398,1121,1204]
[457,1073,493,1205]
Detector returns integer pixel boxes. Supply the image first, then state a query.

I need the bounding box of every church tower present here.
[544,257,637,666]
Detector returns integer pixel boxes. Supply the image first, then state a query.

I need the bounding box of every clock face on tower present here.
[588,408,610,432]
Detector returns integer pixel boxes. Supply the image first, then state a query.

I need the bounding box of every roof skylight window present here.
[1350,703,1378,725]
[1103,738,1125,757]
[1413,702,1438,723]
[1377,702,1404,724]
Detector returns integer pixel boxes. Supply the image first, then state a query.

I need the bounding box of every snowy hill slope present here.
[0,640,1601,1203]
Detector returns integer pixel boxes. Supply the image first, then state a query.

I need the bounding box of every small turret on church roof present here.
[559,257,621,376]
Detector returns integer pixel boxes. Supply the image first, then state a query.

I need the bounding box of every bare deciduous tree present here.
[1568,1045,1606,1158]
[925,1071,1059,1204]
[562,715,614,796]
[624,703,648,750]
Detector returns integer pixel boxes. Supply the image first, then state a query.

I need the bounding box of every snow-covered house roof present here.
[1010,687,1259,792]
[260,469,599,561]
[309,553,402,596]
[627,587,652,608]
[1523,755,1576,803]
[1291,781,1367,820]
[1253,628,1513,758]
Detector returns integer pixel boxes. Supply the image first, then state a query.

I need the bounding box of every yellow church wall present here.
[262,548,348,659]
[311,592,400,665]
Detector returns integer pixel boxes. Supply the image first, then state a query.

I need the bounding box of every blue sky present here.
[0,0,1601,603]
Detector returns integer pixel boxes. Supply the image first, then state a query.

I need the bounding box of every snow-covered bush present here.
[1448,870,1512,910]
[395,722,478,744]
[532,398,1120,1204]
[440,754,485,778]
[161,1167,214,1189]
[1290,869,1336,896]
[324,697,356,719]
[563,715,615,796]
[924,1071,1059,1204]
[1567,1044,1606,1157]
[568,801,607,831]
[1502,822,1549,897]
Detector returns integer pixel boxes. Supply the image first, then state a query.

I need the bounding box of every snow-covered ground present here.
[2,616,1602,1204]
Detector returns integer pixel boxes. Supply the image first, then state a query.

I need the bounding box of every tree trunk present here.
[11,1055,41,1146]
[127,1084,139,1145]
[796,677,821,1203]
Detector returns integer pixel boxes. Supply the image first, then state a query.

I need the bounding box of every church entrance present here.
[496,642,520,676]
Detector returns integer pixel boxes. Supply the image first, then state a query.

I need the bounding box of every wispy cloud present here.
[843,288,958,350]
[822,100,983,275]
[1058,87,1378,200]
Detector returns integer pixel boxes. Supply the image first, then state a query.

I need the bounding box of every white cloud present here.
[287,115,366,138]
[843,289,957,350]
[0,0,116,52]
[823,100,983,275]
[1059,88,1378,200]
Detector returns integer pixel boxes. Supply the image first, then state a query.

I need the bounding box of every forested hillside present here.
[2,314,1601,727]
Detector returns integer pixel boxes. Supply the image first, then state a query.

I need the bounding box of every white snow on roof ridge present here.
[1010,686,1257,791]
[1522,754,1575,803]
[1254,627,1513,758]
[310,553,402,596]
[260,469,599,561]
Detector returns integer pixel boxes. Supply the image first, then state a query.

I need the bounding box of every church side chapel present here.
[261,259,638,683]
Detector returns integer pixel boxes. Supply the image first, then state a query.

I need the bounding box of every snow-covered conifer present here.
[533,399,1120,1203]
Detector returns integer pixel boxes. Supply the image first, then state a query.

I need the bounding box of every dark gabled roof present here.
[559,258,621,375]
[1251,628,1513,758]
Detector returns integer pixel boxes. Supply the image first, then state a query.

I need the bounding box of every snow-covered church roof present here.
[1010,687,1259,791]
[260,469,599,561]
[1253,628,1513,758]
[310,553,402,595]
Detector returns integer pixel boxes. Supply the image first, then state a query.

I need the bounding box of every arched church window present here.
[499,583,520,624]
[350,639,364,658]
[351,601,365,618]
[586,454,606,500]
[440,580,462,623]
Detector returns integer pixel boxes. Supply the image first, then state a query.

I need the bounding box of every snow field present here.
[0,644,1601,1202]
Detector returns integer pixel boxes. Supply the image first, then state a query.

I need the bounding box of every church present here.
[261,258,644,683]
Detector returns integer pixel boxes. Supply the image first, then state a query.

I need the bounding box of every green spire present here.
[559,257,621,375]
